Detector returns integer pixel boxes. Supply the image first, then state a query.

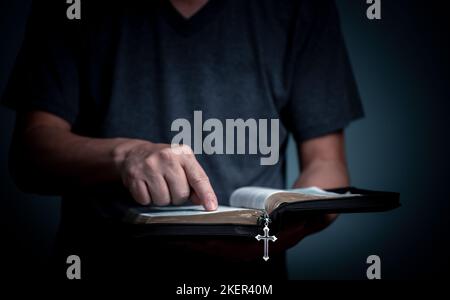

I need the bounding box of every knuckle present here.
[174,189,190,203]
[135,197,147,205]
[172,198,188,206]
[180,144,194,155]
[175,145,194,160]
[159,147,174,160]
[153,197,171,206]
[144,155,157,167]
[191,174,209,185]
[125,165,141,180]
[179,189,191,200]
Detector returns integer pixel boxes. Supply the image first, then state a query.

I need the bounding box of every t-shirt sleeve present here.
[282,0,364,142]
[1,1,81,125]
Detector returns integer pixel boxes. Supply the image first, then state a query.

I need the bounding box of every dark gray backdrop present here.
[1,0,449,279]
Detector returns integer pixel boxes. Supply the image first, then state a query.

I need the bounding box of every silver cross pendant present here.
[255,218,277,261]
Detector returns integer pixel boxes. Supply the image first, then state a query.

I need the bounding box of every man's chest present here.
[78,14,291,139]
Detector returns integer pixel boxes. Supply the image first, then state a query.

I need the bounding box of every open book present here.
[125,186,399,230]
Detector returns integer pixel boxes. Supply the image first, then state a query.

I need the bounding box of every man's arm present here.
[10,111,217,210]
[293,130,349,225]
[294,130,349,189]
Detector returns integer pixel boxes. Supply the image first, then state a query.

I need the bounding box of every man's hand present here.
[12,111,217,211]
[174,214,333,262]
[113,141,217,210]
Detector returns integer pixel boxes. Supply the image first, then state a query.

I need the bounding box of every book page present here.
[130,205,262,225]
[229,187,284,210]
[266,187,361,213]
[138,205,252,218]
[287,186,342,197]
[229,186,355,210]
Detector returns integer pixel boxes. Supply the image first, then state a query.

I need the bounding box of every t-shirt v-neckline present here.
[161,0,225,36]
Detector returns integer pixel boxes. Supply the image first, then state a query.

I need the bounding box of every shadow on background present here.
[1,0,449,279]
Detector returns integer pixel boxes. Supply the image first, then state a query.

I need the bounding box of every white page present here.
[288,186,358,197]
[138,205,251,218]
[229,186,351,210]
[229,187,284,210]
[287,186,341,196]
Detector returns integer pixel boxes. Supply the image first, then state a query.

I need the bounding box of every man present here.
[3,0,363,279]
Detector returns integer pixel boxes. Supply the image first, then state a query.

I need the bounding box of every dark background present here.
[1,0,449,280]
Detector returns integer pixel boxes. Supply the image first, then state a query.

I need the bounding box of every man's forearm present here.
[11,112,218,210]
[12,124,136,193]
[293,159,350,189]
[25,127,127,184]
[294,131,349,189]
[292,158,349,226]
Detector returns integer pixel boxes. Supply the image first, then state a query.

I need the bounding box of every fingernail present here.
[208,199,217,211]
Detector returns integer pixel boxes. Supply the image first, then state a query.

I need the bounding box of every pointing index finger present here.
[181,156,218,211]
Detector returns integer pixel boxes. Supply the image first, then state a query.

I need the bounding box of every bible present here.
[124,186,399,237]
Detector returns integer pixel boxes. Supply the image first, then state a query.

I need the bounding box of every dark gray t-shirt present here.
[3,0,363,224]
